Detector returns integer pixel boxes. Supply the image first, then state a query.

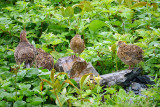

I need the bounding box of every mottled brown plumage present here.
[36,48,54,70]
[117,41,143,69]
[14,30,36,68]
[70,34,85,55]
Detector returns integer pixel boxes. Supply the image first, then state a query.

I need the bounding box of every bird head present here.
[75,34,82,38]
[20,30,26,37]
[117,41,126,47]
[20,30,28,42]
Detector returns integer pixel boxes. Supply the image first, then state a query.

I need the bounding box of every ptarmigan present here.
[70,34,85,56]
[14,30,36,68]
[117,41,143,69]
[36,48,54,70]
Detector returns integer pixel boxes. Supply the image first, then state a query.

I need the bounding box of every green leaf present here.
[124,0,132,7]
[18,84,31,90]
[17,70,27,81]
[13,101,26,107]
[26,96,43,105]
[79,1,93,11]
[1,81,11,88]
[25,68,39,78]
[88,20,106,32]
[105,88,116,94]
[79,73,90,90]
[64,79,80,94]
[62,7,74,18]
[116,0,123,4]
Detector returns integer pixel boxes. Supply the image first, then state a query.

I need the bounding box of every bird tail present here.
[25,63,30,68]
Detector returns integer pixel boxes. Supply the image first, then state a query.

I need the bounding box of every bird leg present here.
[128,65,131,70]
[71,53,76,59]
[78,53,80,58]
[25,63,30,68]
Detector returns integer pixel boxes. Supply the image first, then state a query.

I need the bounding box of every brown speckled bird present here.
[36,48,54,70]
[70,34,85,56]
[14,30,36,68]
[117,41,143,69]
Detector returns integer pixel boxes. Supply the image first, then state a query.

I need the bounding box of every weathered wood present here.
[100,69,132,86]
[55,56,146,88]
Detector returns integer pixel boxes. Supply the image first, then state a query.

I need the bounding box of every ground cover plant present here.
[0,0,160,106]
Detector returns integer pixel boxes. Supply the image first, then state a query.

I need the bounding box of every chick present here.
[70,34,85,57]
[117,41,143,69]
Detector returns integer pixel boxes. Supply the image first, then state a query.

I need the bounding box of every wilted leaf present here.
[41,79,52,86]
[152,3,158,10]
[40,81,43,91]
[131,2,147,9]
[50,69,55,83]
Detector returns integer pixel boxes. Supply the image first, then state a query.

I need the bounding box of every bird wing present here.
[14,42,36,65]
[124,45,143,61]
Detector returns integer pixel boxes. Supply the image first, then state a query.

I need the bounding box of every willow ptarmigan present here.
[117,41,143,69]
[14,30,36,68]
[70,34,85,56]
[35,48,54,70]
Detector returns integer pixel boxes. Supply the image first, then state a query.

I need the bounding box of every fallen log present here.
[55,56,154,95]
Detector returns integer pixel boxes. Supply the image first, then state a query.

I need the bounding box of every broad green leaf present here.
[13,101,26,107]
[88,20,106,32]
[26,96,43,105]
[2,7,15,11]
[118,89,127,97]
[25,68,39,78]
[0,101,7,106]
[1,82,11,88]
[124,0,132,7]
[79,73,91,90]
[73,1,93,11]
[63,7,74,18]
[19,84,31,90]
[105,88,116,94]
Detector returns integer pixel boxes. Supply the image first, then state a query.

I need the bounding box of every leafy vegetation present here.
[0,0,160,106]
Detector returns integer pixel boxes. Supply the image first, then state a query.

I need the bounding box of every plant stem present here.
[15,71,18,101]
[55,92,62,107]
